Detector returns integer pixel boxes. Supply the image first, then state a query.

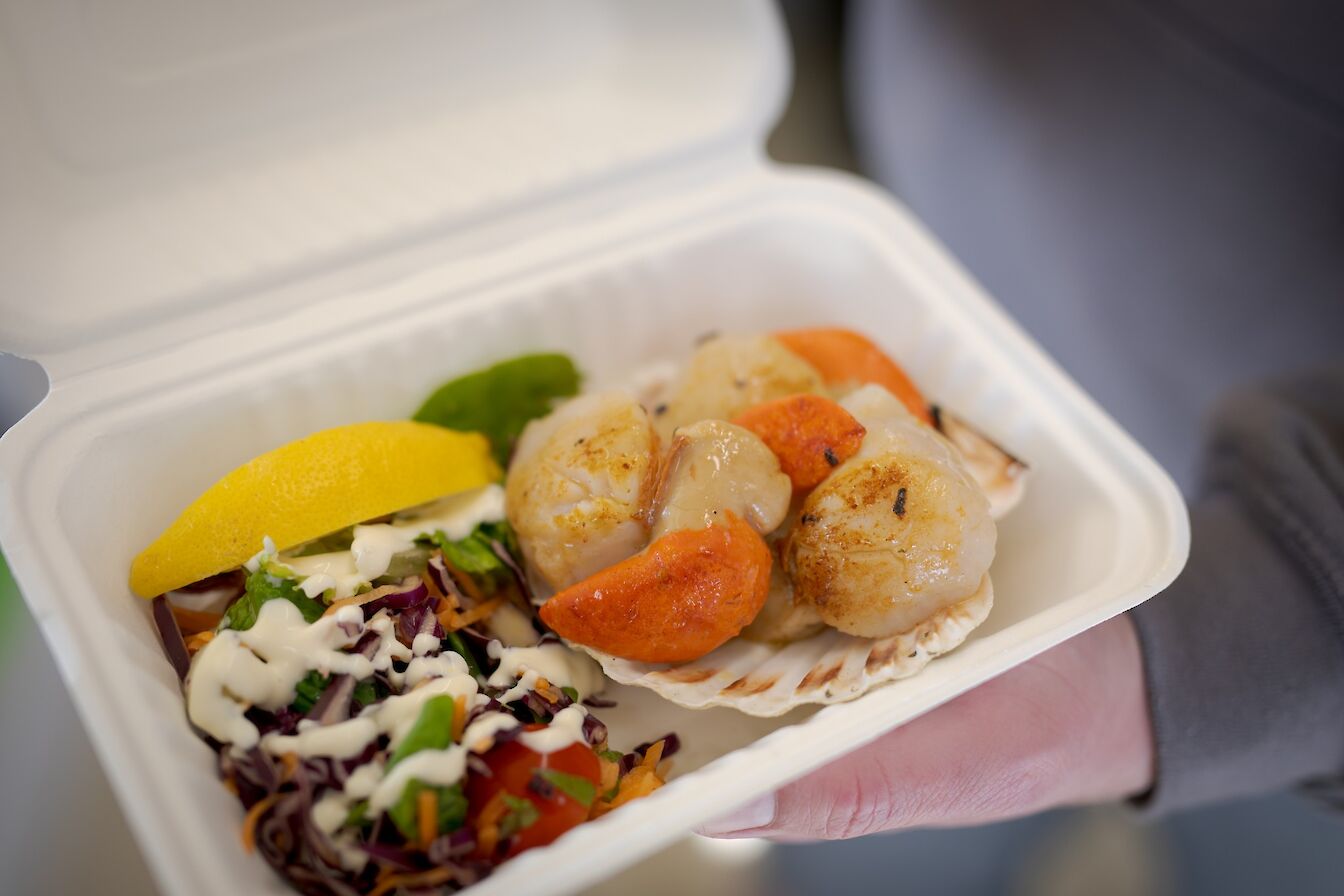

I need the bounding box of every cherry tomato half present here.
[466,725,602,858]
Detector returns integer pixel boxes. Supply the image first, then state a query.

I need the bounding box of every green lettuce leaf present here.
[425,520,519,596]
[226,566,326,631]
[413,353,581,465]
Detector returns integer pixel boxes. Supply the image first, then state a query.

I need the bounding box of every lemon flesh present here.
[129,421,500,598]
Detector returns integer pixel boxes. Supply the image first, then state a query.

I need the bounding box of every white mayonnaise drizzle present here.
[185,550,609,837]
[187,601,371,748]
[518,705,589,755]
[460,711,521,753]
[486,640,604,703]
[412,632,441,657]
[312,794,348,835]
[261,717,378,761]
[401,652,469,690]
[486,602,541,648]
[273,484,506,600]
[368,747,469,814]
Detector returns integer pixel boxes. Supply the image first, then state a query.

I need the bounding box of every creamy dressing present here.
[486,640,604,702]
[518,705,588,755]
[282,552,365,601]
[312,793,349,835]
[460,711,521,753]
[187,601,373,748]
[364,676,479,751]
[261,717,378,760]
[271,484,507,600]
[344,762,384,800]
[412,632,441,657]
[368,747,469,814]
[185,526,613,840]
[486,602,541,648]
[366,612,413,675]
[311,794,371,873]
[401,652,469,690]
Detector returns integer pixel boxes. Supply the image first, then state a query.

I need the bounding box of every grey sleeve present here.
[1130,364,1344,814]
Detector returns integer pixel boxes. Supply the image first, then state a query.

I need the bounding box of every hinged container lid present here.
[0,0,786,367]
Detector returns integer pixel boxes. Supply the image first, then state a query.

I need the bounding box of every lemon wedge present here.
[129,421,500,598]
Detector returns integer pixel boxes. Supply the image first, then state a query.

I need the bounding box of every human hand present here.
[696,614,1153,839]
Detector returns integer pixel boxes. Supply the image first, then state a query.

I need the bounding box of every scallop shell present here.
[934,406,1029,520]
[578,575,993,717]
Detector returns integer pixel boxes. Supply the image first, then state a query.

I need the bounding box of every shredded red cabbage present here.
[156,544,678,896]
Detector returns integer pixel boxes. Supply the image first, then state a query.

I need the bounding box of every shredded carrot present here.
[478,791,509,827]
[424,569,445,602]
[609,766,663,809]
[169,605,222,636]
[185,631,215,654]
[434,595,457,632]
[641,739,665,771]
[322,580,408,617]
[451,693,468,742]
[240,793,280,854]
[417,788,438,850]
[475,791,509,857]
[533,676,561,704]
[444,596,502,632]
[279,752,299,782]
[441,557,484,603]
[368,866,457,896]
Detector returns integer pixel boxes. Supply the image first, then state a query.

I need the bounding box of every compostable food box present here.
[0,2,1188,894]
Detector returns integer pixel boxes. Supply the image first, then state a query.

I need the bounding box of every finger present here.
[696,615,1151,839]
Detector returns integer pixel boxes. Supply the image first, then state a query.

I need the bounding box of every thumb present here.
[695,615,1151,840]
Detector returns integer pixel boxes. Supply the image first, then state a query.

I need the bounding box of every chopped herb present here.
[351,679,379,709]
[560,686,579,703]
[653,403,668,416]
[388,781,467,839]
[290,670,330,713]
[499,794,540,838]
[893,487,907,518]
[823,446,839,467]
[598,749,625,764]
[535,768,596,808]
[344,800,370,828]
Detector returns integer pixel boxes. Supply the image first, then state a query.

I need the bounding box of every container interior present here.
[52,190,1141,771]
[27,181,1171,894]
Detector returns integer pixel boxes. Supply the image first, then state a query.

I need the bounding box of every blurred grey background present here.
[2,1,1341,894]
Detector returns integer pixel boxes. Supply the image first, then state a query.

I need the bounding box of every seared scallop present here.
[653,335,825,442]
[506,391,659,591]
[786,385,995,638]
[650,419,792,539]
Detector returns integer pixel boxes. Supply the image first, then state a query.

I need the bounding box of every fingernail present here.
[695,793,776,837]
